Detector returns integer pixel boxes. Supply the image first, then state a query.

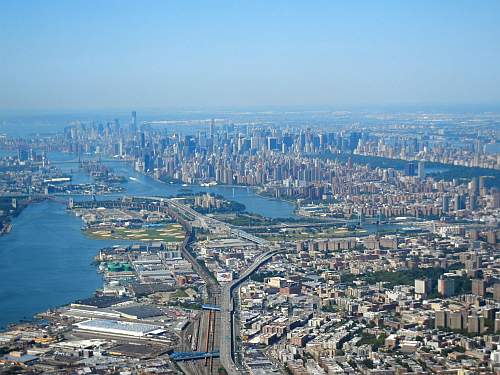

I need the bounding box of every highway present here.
[219,248,287,375]
[166,198,270,246]
[166,197,280,374]
[231,219,351,230]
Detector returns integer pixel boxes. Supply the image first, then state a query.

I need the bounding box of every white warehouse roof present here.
[74,319,161,337]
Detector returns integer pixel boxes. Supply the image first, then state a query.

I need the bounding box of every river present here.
[0,201,128,329]
[0,158,296,329]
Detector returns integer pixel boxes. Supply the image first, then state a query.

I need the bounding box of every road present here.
[166,198,281,374]
[166,198,270,246]
[219,248,287,375]
[231,219,351,230]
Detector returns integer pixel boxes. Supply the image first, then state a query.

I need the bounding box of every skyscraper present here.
[469,177,479,196]
[453,194,465,211]
[209,119,215,138]
[415,278,431,297]
[438,277,455,297]
[435,310,447,328]
[479,176,486,194]
[405,162,417,177]
[494,284,500,302]
[418,161,425,178]
[130,111,137,133]
[442,195,450,213]
[471,279,485,297]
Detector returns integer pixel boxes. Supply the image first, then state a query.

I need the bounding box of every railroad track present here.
[204,294,219,373]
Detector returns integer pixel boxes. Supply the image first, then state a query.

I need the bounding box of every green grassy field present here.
[85,223,185,242]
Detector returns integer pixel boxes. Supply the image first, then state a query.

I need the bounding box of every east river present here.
[0,157,297,329]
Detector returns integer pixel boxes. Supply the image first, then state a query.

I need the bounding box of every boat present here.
[200,181,217,187]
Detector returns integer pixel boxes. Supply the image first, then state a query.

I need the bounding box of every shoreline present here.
[0,201,107,332]
[142,169,300,211]
[0,167,296,330]
[0,200,29,237]
[0,222,12,235]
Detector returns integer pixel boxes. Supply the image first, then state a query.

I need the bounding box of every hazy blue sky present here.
[1,1,500,110]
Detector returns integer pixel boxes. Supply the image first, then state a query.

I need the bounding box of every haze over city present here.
[1,2,500,375]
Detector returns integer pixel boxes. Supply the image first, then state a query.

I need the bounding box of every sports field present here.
[85,223,185,242]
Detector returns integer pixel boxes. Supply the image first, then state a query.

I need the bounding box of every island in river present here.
[0,161,297,330]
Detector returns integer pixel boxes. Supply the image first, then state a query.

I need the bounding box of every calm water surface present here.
[114,164,297,219]
[0,201,127,329]
[0,158,296,329]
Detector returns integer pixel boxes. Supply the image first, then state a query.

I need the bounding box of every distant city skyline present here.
[1,1,500,110]
[1,3,500,371]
